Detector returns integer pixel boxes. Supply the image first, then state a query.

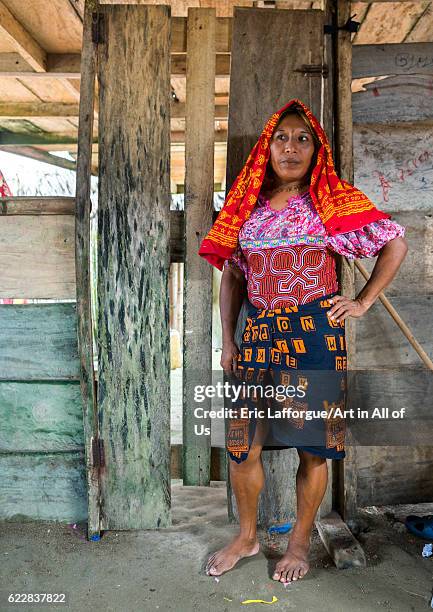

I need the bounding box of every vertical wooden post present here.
[97,5,171,529]
[169,265,174,329]
[183,7,216,486]
[225,7,327,527]
[177,263,183,335]
[75,0,100,539]
[335,0,358,521]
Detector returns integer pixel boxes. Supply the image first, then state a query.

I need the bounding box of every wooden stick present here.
[354,259,433,371]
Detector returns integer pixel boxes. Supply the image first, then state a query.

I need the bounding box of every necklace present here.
[270,180,309,198]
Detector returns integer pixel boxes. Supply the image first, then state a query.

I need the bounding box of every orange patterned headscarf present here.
[198,98,390,270]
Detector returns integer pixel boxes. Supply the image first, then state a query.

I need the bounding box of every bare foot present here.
[206,535,260,577]
[272,533,310,583]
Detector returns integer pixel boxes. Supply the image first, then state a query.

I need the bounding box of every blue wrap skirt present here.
[226,291,347,463]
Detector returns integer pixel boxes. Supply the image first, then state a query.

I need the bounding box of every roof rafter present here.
[0,1,47,71]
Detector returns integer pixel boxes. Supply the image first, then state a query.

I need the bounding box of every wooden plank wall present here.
[97,4,172,529]
[226,6,330,528]
[0,197,76,299]
[0,196,87,521]
[351,42,433,507]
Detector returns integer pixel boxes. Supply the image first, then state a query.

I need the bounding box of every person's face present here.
[269,113,315,184]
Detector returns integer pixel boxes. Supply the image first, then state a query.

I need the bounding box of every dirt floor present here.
[0,481,432,612]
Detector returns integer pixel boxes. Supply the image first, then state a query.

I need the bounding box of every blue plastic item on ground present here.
[422,543,433,557]
[90,534,101,541]
[405,515,433,540]
[268,522,292,535]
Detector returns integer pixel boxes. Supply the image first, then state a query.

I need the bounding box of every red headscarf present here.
[199,99,390,270]
[0,170,12,198]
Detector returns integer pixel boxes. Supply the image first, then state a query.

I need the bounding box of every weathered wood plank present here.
[316,511,366,569]
[335,0,358,523]
[226,6,329,525]
[0,215,76,299]
[0,304,80,380]
[0,452,87,522]
[0,130,226,147]
[226,7,325,189]
[352,75,433,124]
[0,196,75,215]
[0,202,185,264]
[0,102,80,117]
[172,16,231,52]
[97,4,171,529]
[0,53,230,79]
[354,1,426,45]
[171,445,226,480]
[353,211,433,296]
[0,147,78,172]
[0,99,230,117]
[0,1,47,72]
[0,381,83,452]
[348,369,433,442]
[352,43,433,79]
[357,446,433,507]
[182,8,215,486]
[75,0,100,540]
[258,451,299,526]
[355,295,433,369]
[353,125,433,211]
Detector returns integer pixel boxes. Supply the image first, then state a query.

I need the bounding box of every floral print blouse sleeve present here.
[223,242,248,279]
[326,217,406,259]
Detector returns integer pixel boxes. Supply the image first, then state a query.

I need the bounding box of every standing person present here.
[199,99,408,583]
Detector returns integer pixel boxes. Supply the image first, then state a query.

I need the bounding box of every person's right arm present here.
[219,265,247,372]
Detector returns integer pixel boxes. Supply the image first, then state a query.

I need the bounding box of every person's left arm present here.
[326,219,409,323]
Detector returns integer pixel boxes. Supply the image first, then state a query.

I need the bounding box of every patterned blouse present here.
[224,190,405,309]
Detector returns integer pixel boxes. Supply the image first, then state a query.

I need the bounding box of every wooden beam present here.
[0,130,228,147]
[225,6,328,526]
[172,53,229,76]
[75,0,100,540]
[172,16,231,52]
[0,196,75,215]
[0,103,80,118]
[335,0,358,523]
[0,1,47,72]
[68,0,85,21]
[97,4,171,530]
[183,7,215,486]
[0,53,230,78]
[352,43,433,79]
[316,512,366,569]
[0,198,189,263]
[58,78,82,102]
[174,102,226,118]
[0,146,77,172]
[0,132,93,146]
[0,101,227,119]
[171,444,226,480]
[0,196,75,217]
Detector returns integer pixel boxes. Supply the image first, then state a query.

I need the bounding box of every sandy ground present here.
[1,481,432,612]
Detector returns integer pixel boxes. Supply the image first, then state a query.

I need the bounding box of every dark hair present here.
[261,105,321,193]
